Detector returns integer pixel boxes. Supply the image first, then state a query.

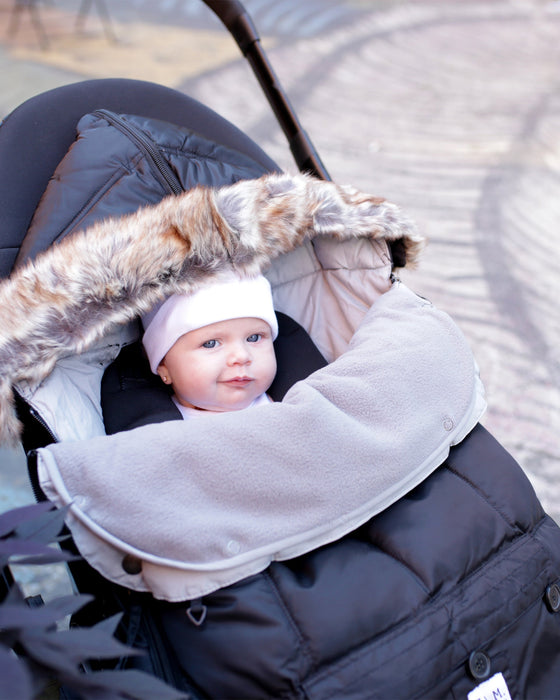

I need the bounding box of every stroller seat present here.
[1,37,560,700]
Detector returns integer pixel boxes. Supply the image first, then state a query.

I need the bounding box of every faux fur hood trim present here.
[0,172,423,446]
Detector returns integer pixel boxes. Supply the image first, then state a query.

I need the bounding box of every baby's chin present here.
[211,398,258,412]
[180,396,260,413]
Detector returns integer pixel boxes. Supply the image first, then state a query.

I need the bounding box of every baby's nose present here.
[229,343,251,365]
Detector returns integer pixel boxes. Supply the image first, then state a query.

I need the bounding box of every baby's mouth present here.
[222,376,253,387]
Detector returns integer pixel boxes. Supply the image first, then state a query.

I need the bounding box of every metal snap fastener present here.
[121,554,142,575]
[468,650,491,680]
[545,583,560,613]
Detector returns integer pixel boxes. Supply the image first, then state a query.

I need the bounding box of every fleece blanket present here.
[37,282,486,601]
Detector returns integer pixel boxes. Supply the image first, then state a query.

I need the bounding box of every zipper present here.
[26,406,58,503]
[27,405,58,444]
[92,109,184,196]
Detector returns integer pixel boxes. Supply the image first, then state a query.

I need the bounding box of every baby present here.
[141,274,278,418]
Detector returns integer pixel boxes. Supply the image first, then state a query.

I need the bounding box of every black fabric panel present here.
[269,312,328,401]
[0,78,278,278]
[0,249,18,278]
[15,110,274,267]
[101,342,182,434]
[101,312,327,435]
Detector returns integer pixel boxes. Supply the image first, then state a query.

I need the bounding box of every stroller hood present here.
[0,111,423,447]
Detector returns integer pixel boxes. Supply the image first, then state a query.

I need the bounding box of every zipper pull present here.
[186,599,207,627]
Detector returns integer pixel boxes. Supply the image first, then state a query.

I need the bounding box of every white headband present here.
[142,274,278,373]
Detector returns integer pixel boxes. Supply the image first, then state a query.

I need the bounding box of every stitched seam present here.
[271,261,390,295]
[363,533,431,595]
[263,569,316,674]
[443,462,525,532]
[304,530,548,695]
[161,144,262,170]
[355,454,534,600]
[417,580,543,700]
[53,155,145,245]
[313,546,546,699]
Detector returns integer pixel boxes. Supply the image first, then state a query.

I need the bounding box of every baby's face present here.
[158,317,277,412]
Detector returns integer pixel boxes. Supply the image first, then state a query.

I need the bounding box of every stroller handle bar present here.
[201,0,331,180]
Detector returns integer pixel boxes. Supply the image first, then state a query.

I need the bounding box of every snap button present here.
[545,583,560,613]
[443,417,454,432]
[468,650,491,680]
[121,554,142,575]
[227,539,241,555]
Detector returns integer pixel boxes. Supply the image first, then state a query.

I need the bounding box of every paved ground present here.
[1,0,559,602]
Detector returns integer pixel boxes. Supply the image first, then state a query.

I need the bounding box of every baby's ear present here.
[157,363,171,384]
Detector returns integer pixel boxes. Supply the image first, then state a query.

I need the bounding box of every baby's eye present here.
[202,339,219,349]
[247,333,262,343]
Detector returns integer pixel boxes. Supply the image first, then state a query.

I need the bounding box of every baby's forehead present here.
[187,316,272,336]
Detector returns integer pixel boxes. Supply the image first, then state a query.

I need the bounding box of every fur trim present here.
[0,172,423,445]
